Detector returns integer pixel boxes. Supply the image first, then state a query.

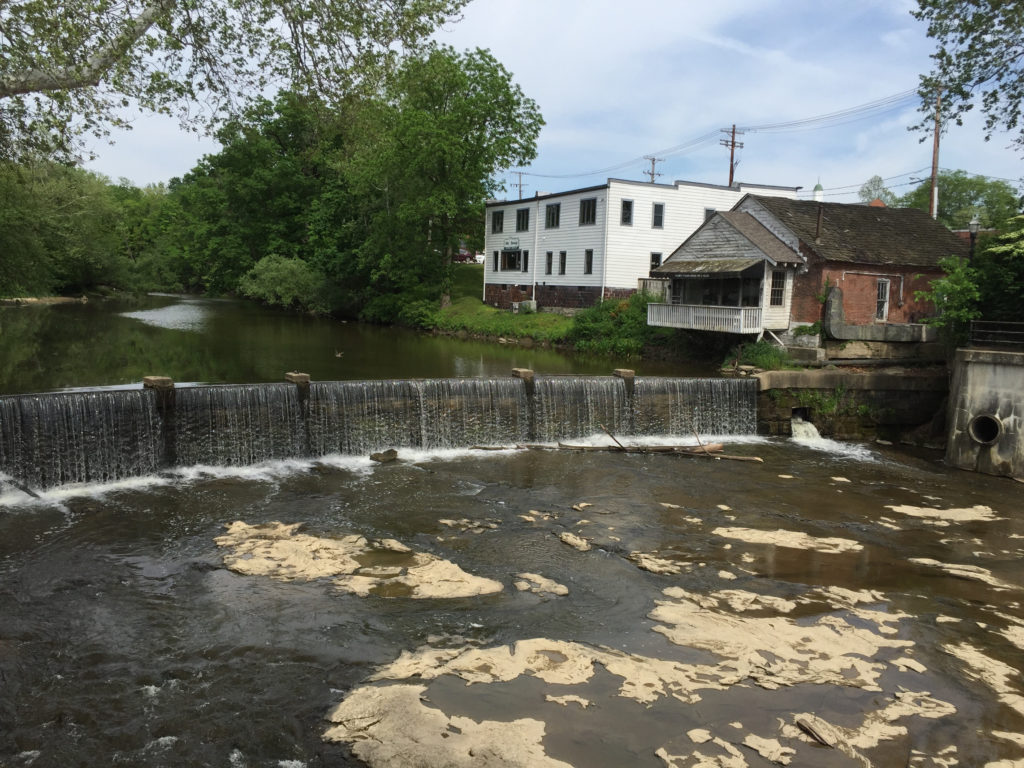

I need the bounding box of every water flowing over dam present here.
[0,375,757,489]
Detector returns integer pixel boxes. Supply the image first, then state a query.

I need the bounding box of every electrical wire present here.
[514,88,924,180]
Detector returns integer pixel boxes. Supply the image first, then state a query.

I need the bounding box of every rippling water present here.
[2,437,1023,766]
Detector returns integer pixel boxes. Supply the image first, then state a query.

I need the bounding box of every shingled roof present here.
[743,195,968,267]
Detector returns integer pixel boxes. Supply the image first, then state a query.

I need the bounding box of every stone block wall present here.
[755,369,948,440]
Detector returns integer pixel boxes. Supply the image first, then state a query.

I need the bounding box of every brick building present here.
[647,195,968,339]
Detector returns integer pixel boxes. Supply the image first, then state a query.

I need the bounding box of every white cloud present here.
[84,0,1022,203]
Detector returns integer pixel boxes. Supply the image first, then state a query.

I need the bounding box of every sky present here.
[85,0,1022,204]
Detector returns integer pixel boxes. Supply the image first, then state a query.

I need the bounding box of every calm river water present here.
[2,297,1023,767]
[0,294,697,395]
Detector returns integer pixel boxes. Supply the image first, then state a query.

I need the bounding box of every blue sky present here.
[87,0,1022,204]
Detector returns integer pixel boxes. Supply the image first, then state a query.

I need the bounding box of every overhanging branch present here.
[0,0,177,98]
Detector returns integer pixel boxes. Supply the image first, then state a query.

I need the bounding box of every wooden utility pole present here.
[929,88,942,219]
[512,172,527,200]
[720,124,744,186]
[642,155,663,183]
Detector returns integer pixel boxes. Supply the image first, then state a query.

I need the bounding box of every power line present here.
[514,88,923,181]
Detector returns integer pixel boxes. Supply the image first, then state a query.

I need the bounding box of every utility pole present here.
[720,124,744,186]
[511,172,527,200]
[642,155,663,183]
[929,88,942,219]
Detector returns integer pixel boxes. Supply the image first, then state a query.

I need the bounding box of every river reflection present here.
[1,438,1023,766]
[0,294,702,395]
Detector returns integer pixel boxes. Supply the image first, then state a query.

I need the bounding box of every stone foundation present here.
[755,368,948,440]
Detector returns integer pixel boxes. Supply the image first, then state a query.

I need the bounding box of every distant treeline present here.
[0,47,542,325]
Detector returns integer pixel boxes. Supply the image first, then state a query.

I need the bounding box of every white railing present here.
[647,303,763,334]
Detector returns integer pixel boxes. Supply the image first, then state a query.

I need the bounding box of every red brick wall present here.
[484,284,534,309]
[822,265,941,324]
[790,260,826,324]
[485,284,635,310]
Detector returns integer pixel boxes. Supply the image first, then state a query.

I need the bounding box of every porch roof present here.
[653,256,766,278]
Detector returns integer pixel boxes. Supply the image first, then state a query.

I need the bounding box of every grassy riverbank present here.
[429,264,719,360]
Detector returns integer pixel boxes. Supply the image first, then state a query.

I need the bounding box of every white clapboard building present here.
[483,177,799,311]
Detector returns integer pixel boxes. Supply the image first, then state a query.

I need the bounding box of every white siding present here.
[484,188,608,290]
[761,266,793,330]
[484,178,799,300]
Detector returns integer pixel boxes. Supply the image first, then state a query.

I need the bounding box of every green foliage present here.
[432,297,572,342]
[0,0,466,161]
[972,214,1024,321]
[792,321,821,337]
[238,254,328,313]
[915,255,981,347]
[913,0,1024,151]
[0,160,131,296]
[726,340,793,370]
[569,292,671,357]
[858,175,898,206]
[897,169,1021,230]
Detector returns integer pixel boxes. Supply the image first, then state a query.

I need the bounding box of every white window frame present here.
[876,278,890,321]
[621,199,633,226]
[769,270,785,306]
[652,202,665,229]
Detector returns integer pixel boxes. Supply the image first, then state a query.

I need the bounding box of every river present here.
[1,297,1023,767]
[0,294,699,395]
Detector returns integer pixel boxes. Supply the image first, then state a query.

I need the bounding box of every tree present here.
[0,0,466,160]
[915,255,981,347]
[897,169,1021,229]
[344,46,543,309]
[913,0,1024,150]
[973,214,1024,321]
[858,174,898,206]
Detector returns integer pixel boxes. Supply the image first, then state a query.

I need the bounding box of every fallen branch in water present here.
[469,443,763,463]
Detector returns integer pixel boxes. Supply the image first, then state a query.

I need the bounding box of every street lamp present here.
[968,216,981,260]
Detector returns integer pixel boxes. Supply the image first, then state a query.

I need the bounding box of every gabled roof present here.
[741,195,968,267]
[651,211,798,277]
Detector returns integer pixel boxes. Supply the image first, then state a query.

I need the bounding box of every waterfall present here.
[0,390,162,489]
[0,376,758,489]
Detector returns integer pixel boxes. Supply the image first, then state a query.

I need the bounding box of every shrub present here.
[569,291,668,357]
[238,254,328,313]
[726,340,792,370]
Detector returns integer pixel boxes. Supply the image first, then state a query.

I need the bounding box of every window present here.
[500,250,522,271]
[652,203,664,229]
[621,200,633,225]
[769,270,786,306]
[545,203,560,229]
[522,250,529,273]
[650,252,662,269]
[876,278,890,320]
[579,198,597,226]
[493,251,499,271]
[558,251,566,275]
[491,211,504,234]
[516,208,529,232]
[704,207,716,222]
[584,249,593,275]
[545,251,553,275]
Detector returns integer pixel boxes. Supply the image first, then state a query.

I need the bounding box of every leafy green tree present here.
[858,174,898,206]
[973,214,1024,321]
[0,0,466,161]
[0,161,129,295]
[897,169,1021,229]
[915,255,981,347]
[913,0,1024,150]
[345,46,543,307]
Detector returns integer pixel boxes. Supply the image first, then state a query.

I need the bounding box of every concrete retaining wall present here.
[755,368,948,440]
[946,348,1024,481]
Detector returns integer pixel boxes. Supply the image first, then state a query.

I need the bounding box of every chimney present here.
[815,204,824,243]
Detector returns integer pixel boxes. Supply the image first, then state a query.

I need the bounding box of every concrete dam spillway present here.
[0,375,758,490]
